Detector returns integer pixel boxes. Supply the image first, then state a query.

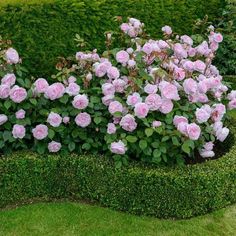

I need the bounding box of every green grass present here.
[0,202,236,236]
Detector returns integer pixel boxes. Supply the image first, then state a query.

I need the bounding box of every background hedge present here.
[1,122,235,219]
[0,0,225,77]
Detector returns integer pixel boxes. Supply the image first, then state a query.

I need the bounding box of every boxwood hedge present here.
[0,0,225,77]
[0,123,236,219]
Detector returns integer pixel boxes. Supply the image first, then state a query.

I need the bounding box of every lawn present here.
[0,202,236,236]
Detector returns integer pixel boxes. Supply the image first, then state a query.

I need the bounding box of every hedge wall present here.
[0,0,225,77]
[1,123,236,219]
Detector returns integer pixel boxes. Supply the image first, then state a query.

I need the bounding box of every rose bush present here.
[0,18,235,167]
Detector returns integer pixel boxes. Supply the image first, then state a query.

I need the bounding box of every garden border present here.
[1,122,236,219]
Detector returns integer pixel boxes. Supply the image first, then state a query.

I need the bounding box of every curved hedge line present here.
[0,0,225,77]
[1,124,236,219]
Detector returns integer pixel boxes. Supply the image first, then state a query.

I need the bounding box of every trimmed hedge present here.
[1,123,236,219]
[0,0,225,77]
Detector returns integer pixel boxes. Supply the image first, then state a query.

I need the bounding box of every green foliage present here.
[0,0,224,77]
[1,122,236,219]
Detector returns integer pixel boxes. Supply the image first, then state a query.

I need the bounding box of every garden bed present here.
[1,121,236,219]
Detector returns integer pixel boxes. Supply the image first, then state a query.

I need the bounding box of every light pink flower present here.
[86,73,93,81]
[142,42,153,54]
[10,86,27,103]
[72,94,89,110]
[120,114,137,132]
[211,104,226,122]
[45,83,65,100]
[195,105,211,123]
[47,112,62,127]
[194,60,206,73]
[12,124,25,139]
[127,59,136,68]
[75,112,91,127]
[180,35,193,45]
[15,109,25,119]
[183,61,195,72]
[34,78,49,93]
[134,102,149,118]
[200,150,215,158]
[102,83,115,96]
[187,123,201,140]
[145,94,162,111]
[102,95,114,106]
[32,124,48,140]
[161,25,172,35]
[173,67,185,81]
[65,82,80,96]
[107,66,120,80]
[48,141,62,152]
[173,115,188,127]
[144,83,158,94]
[108,101,123,114]
[127,92,142,106]
[160,82,179,100]
[1,73,16,87]
[177,122,188,136]
[0,85,10,99]
[68,76,77,83]
[183,78,198,94]
[159,99,173,114]
[113,79,126,93]
[213,33,223,43]
[0,114,8,125]
[110,140,126,155]
[5,48,20,64]
[116,50,129,64]
[228,99,236,110]
[63,116,70,124]
[152,121,162,128]
[174,43,187,58]
[107,123,116,134]
[203,142,214,151]
[216,127,229,142]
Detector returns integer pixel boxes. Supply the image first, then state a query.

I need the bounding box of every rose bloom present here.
[228,99,236,110]
[107,123,116,134]
[48,141,62,153]
[145,94,162,111]
[72,94,89,109]
[102,83,115,96]
[174,43,187,58]
[63,116,70,124]
[159,99,173,114]
[47,112,62,127]
[195,105,211,123]
[65,82,80,96]
[75,112,91,127]
[68,76,77,83]
[34,78,49,93]
[0,85,10,99]
[177,122,188,136]
[211,103,226,122]
[180,35,193,45]
[1,73,16,87]
[213,33,223,43]
[108,101,123,114]
[152,121,162,128]
[113,79,126,93]
[200,150,215,158]
[161,25,172,35]
[127,59,136,68]
[142,42,153,54]
[86,73,93,81]
[102,94,114,106]
[12,124,25,139]
[0,114,8,125]
[5,48,20,64]
[32,124,48,140]
[159,82,179,101]
[127,92,142,106]
[183,78,198,94]
[173,115,188,127]
[216,127,229,142]
[194,60,206,73]
[203,142,214,151]
[116,50,129,64]
[173,67,185,81]
[107,66,120,80]
[15,109,26,119]
[119,114,137,132]
[10,86,27,103]
[144,83,158,94]
[45,83,65,100]
[110,140,126,155]
[95,62,109,77]
[183,60,195,72]
[187,123,201,140]
[134,102,149,118]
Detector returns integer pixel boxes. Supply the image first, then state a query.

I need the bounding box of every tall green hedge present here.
[0,0,225,77]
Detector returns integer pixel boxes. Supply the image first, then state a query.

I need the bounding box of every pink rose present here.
[152,121,162,128]
[228,99,236,110]
[116,50,129,64]
[216,127,229,142]
[187,123,201,140]
[183,61,195,72]
[48,141,62,153]
[10,86,27,103]
[110,140,126,155]
[68,76,77,83]
[107,123,116,134]
[212,121,223,133]
[65,82,80,96]
[200,150,215,158]
[177,122,188,136]
[12,124,25,139]
[0,85,10,99]
[120,114,137,132]
[34,78,49,93]
[102,83,115,96]
[108,101,123,114]
[173,67,185,81]
[195,105,211,123]
[173,115,188,127]
[32,124,48,140]
[75,112,91,127]
[15,109,26,119]
[0,114,8,125]
[72,94,89,110]
[144,83,158,94]
[5,48,20,64]
[134,102,149,118]
[47,112,62,127]
[203,142,214,151]
[113,79,126,93]
[127,92,142,106]
[159,82,179,101]
[183,78,198,94]
[1,73,16,87]
[161,25,172,35]
[145,94,162,111]
[86,73,93,81]
[102,95,114,106]
[174,43,187,58]
[63,116,70,124]
[194,60,206,73]
[127,59,136,68]
[107,66,120,80]
[159,99,173,114]
[180,35,193,45]
[142,42,153,54]
[45,83,65,100]
[198,80,208,93]
[213,33,223,43]
[211,104,226,122]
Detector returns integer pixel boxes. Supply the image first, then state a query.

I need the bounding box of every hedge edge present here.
[0,124,236,219]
